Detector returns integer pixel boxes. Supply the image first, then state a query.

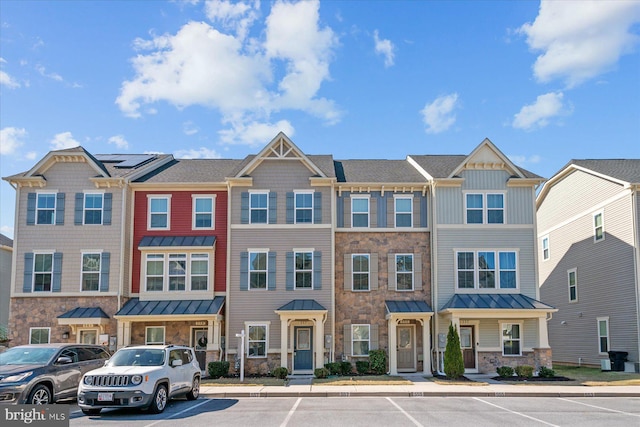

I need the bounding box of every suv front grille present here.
[90,375,130,387]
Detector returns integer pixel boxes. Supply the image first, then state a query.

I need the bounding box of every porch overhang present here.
[439,293,557,318]
[138,235,216,250]
[384,301,433,376]
[114,297,225,322]
[274,299,327,318]
[57,307,110,334]
[385,300,433,321]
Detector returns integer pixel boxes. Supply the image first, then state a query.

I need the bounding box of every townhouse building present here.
[3,148,171,349]
[0,234,12,334]
[537,160,640,371]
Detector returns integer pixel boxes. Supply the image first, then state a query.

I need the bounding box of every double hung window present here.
[352,254,370,291]
[594,212,604,242]
[29,328,50,344]
[352,197,369,227]
[597,317,609,354]
[502,323,521,355]
[84,193,103,224]
[249,252,268,289]
[352,325,370,356]
[81,253,101,291]
[396,254,413,290]
[247,324,267,358]
[395,197,412,227]
[148,196,170,229]
[295,192,313,223]
[36,194,56,225]
[568,268,577,302]
[295,252,313,289]
[193,196,214,229]
[33,253,53,292]
[250,193,268,224]
[466,193,504,224]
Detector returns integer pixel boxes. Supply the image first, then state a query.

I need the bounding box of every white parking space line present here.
[143,399,212,427]
[473,397,560,427]
[558,398,640,417]
[280,397,302,427]
[386,397,424,427]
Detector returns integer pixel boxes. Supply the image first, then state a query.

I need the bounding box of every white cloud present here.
[117,0,340,144]
[1,58,21,88]
[0,225,13,239]
[218,119,294,146]
[174,146,222,159]
[108,135,129,150]
[508,154,542,167]
[50,132,81,150]
[183,121,199,136]
[0,127,27,155]
[373,30,395,67]
[25,151,38,160]
[512,92,567,130]
[420,93,459,134]
[35,64,63,82]
[519,1,640,87]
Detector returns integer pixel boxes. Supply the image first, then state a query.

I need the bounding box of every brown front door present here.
[460,326,475,369]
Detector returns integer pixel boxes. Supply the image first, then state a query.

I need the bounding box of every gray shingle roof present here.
[134,159,244,183]
[276,299,326,311]
[409,155,543,179]
[335,159,426,183]
[0,234,13,248]
[440,293,555,311]
[385,300,433,313]
[57,307,109,319]
[115,297,225,316]
[567,159,640,184]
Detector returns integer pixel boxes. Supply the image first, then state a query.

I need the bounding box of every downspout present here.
[631,187,640,367]
[118,182,126,312]
[430,180,444,375]
[330,183,336,364]
[225,180,232,363]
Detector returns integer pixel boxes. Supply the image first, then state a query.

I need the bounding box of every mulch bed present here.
[492,376,572,382]
[433,375,476,382]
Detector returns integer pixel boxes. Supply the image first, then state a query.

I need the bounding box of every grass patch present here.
[202,377,287,386]
[313,375,411,386]
[552,366,640,386]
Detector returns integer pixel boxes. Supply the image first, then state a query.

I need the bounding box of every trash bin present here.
[608,351,629,371]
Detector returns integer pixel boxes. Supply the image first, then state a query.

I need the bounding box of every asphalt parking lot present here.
[66,396,640,427]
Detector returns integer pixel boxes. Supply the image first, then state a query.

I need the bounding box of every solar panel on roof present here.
[94,154,156,168]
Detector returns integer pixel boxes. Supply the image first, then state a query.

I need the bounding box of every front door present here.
[191,328,208,372]
[460,325,476,370]
[293,326,313,372]
[397,325,416,372]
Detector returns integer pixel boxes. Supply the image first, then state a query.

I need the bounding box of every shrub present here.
[340,361,353,375]
[324,362,341,375]
[271,366,289,379]
[496,366,514,378]
[515,365,534,379]
[207,361,230,378]
[444,323,464,379]
[538,366,555,378]
[314,367,329,379]
[356,360,370,374]
[369,349,387,375]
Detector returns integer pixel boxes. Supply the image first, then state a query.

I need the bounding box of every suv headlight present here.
[0,372,33,383]
[131,375,143,385]
[83,376,94,386]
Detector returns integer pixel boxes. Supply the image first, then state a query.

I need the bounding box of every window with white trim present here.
[29,328,50,344]
[465,193,504,224]
[456,250,517,289]
[146,326,165,345]
[295,192,313,223]
[295,251,313,289]
[79,329,98,344]
[352,254,370,291]
[249,251,268,290]
[594,211,604,242]
[502,323,521,356]
[352,324,370,356]
[352,197,369,227]
[33,253,53,292]
[395,196,413,227]
[396,254,414,291]
[568,268,577,302]
[193,196,214,229]
[247,324,267,358]
[250,192,268,224]
[84,193,104,225]
[597,317,609,354]
[145,253,210,292]
[542,236,549,260]
[81,253,101,291]
[36,193,56,225]
[148,196,170,229]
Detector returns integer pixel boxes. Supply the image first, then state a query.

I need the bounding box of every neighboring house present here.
[225,133,336,374]
[537,159,640,371]
[410,139,556,373]
[113,157,241,371]
[2,148,171,347]
[333,159,433,375]
[0,234,13,331]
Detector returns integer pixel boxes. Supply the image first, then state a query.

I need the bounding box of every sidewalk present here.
[200,374,640,398]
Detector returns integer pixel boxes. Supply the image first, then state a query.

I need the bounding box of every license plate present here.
[97,392,113,402]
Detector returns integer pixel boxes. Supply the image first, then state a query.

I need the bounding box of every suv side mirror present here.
[171,359,183,367]
[56,356,73,365]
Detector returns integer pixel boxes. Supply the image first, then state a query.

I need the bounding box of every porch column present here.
[206,319,215,351]
[117,320,131,348]
[314,315,324,369]
[538,316,550,348]
[388,317,398,375]
[280,318,289,369]
[421,317,432,376]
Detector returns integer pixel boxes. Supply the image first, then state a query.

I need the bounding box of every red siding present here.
[131,191,228,294]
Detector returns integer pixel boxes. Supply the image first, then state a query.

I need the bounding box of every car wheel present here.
[186,376,200,400]
[82,408,102,416]
[27,384,52,405]
[148,384,168,414]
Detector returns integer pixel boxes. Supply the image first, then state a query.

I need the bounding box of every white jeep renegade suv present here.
[77,345,200,415]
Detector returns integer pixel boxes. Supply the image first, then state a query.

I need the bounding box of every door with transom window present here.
[460,325,476,370]
[293,326,313,372]
[397,325,416,372]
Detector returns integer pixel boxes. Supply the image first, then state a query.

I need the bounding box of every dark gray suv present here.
[0,343,110,404]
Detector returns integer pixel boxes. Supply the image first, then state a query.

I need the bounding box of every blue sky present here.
[1,0,639,239]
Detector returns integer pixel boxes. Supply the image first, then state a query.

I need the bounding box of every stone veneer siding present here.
[9,296,119,346]
[478,348,553,374]
[335,231,431,369]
